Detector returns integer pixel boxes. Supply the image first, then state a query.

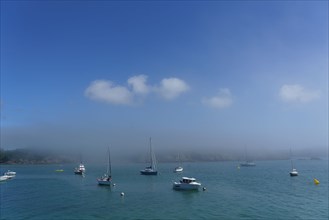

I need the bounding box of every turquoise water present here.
[1,160,328,219]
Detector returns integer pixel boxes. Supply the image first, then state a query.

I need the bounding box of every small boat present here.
[174,166,183,172]
[289,149,298,177]
[140,138,158,175]
[240,146,256,167]
[290,168,298,176]
[173,153,183,173]
[173,177,201,191]
[74,163,86,175]
[97,148,113,186]
[240,161,256,167]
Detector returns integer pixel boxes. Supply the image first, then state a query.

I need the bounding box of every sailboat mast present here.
[149,137,152,168]
[290,149,294,169]
[108,148,112,176]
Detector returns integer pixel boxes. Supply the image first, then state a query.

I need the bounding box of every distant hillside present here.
[0,148,74,164]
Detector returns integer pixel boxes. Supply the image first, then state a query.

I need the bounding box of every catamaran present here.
[140,138,158,175]
[97,148,113,186]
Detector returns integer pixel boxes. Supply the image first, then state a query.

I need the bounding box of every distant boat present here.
[74,162,86,175]
[240,161,256,167]
[240,146,256,167]
[97,148,113,186]
[173,153,183,173]
[173,177,201,191]
[289,149,298,177]
[140,138,158,175]
[174,166,183,172]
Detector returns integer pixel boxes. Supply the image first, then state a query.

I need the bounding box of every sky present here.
[1,1,328,159]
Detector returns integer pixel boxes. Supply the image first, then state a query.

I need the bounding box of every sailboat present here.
[289,149,298,176]
[240,146,256,167]
[140,138,158,175]
[173,153,183,173]
[97,148,113,185]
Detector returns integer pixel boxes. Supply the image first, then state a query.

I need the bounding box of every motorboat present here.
[173,177,201,191]
[140,138,158,175]
[74,163,85,175]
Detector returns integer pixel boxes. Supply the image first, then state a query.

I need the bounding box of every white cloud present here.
[85,80,133,105]
[127,75,150,95]
[202,88,233,109]
[85,75,189,105]
[279,84,320,103]
[157,77,189,100]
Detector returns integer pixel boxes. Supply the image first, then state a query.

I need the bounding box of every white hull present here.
[174,167,183,172]
[0,175,10,181]
[173,182,201,190]
[140,168,157,175]
[97,178,112,186]
[290,169,298,176]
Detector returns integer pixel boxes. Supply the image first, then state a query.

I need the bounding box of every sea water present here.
[0,160,328,219]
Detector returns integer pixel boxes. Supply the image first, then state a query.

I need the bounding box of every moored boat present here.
[97,147,113,186]
[173,177,201,191]
[289,168,298,176]
[140,138,158,175]
[174,166,183,172]
[74,163,85,175]
[289,149,298,177]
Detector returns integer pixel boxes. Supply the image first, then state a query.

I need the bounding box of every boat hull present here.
[290,172,298,176]
[97,180,112,186]
[173,182,201,191]
[240,163,256,167]
[0,175,10,181]
[174,167,183,172]
[140,170,158,175]
[74,171,84,175]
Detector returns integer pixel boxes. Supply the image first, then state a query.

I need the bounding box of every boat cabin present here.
[181,177,196,184]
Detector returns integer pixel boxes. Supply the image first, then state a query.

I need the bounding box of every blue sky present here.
[1,1,328,157]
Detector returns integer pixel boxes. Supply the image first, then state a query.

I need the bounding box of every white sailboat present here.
[140,138,158,175]
[240,146,256,167]
[173,153,183,173]
[289,149,298,177]
[97,148,113,185]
